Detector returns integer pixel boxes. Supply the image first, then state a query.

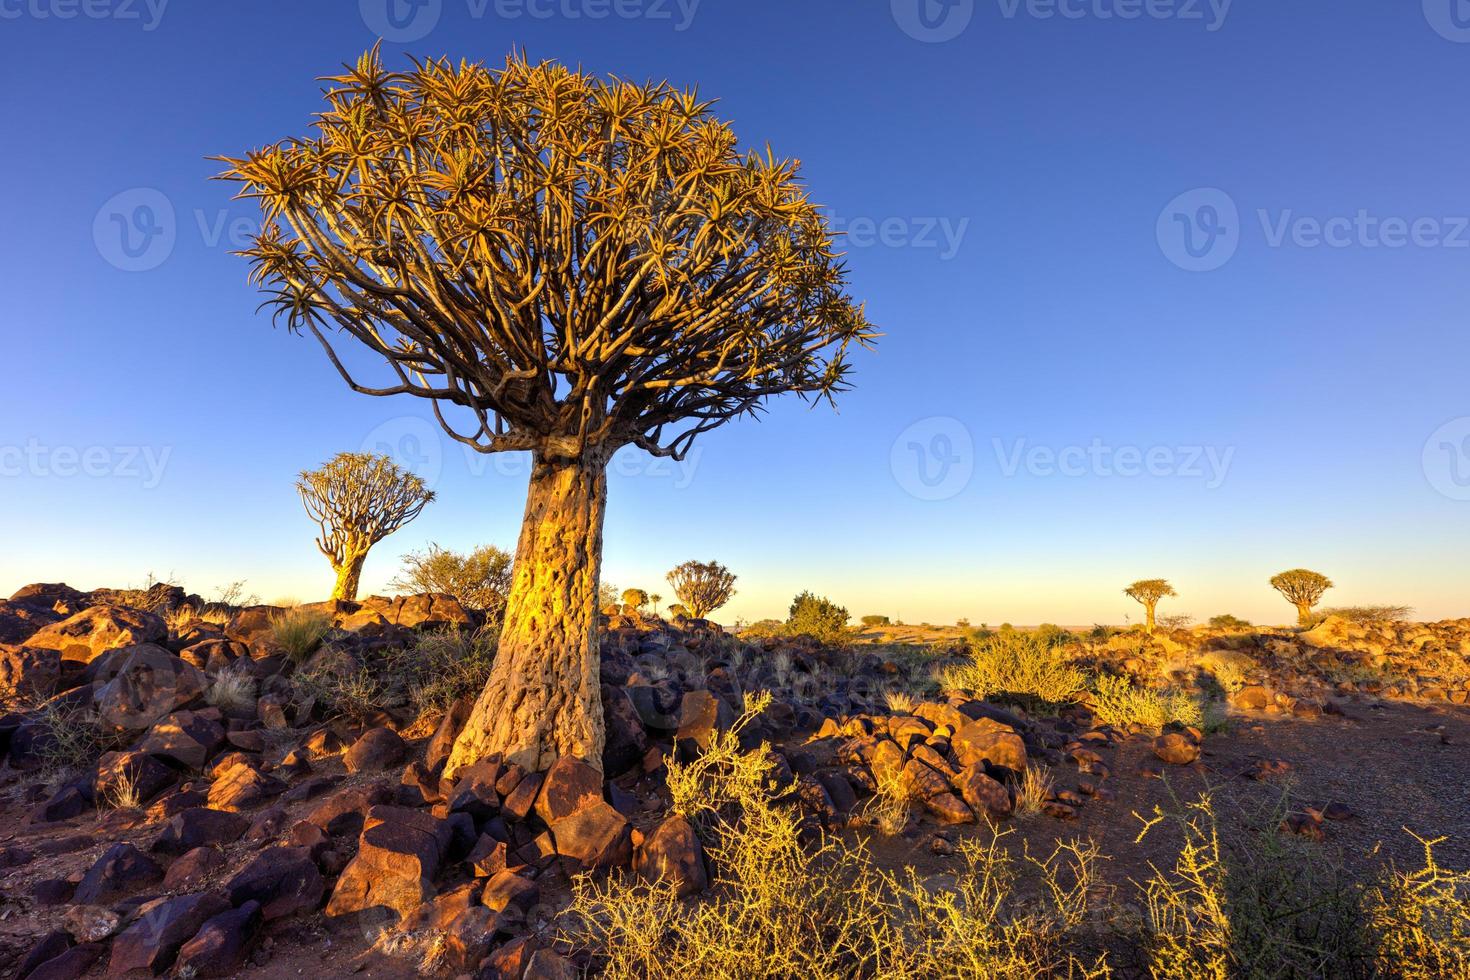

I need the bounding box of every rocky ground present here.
[0,583,1467,978]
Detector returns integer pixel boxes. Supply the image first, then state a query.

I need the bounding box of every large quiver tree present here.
[218,50,874,776]
[1270,568,1333,626]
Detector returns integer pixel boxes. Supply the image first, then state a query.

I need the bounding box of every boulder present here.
[0,644,59,700]
[674,689,735,750]
[25,605,166,664]
[163,846,228,890]
[633,814,707,896]
[107,891,231,976]
[224,846,324,920]
[138,709,226,770]
[549,799,632,872]
[95,750,176,806]
[952,722,1027,774]
[207,759,286,812]
[91,644,207,732]
[153,807,249,854]
[73,843,164,904]
[325,809,448,923]
[954,764,1013,818]
[19,942,105,980]
[343,726,406,773]
[63,904,121,942]
[1153,731,1200,766]
[173,901,262,978]
[0,600,61,645]
[534,755,604,824]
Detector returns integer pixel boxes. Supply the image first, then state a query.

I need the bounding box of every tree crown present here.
[1269,569,1333,605]
[297,452,434,563]
[1124,579,1177,605]
[218,49,874,463]
[666,559,737,618]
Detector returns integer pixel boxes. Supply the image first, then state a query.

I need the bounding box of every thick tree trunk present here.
[1144,602,1157,635]
[332,553,367,601]
[1296,601,1313,626]
[445,448,608,778]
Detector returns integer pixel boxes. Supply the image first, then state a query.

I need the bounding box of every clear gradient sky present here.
[2,0,1468,626]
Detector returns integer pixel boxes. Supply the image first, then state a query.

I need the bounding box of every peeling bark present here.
[446,448,608,777]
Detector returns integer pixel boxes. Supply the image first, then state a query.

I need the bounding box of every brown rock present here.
[207,759,286,812]
[425,694,474,773]
[26,605,167,663]
[137,710,226,770]
[1153,732,1200,766]
[108,891,231,975]
[224,846,324,920]
[633,814,707,896]
[91,644,208,732]
[0,644,59,699]
[954,764,1013,818]
[163,847,228,890]
[534,755,604,824]
[153,808,249,854]
[73,843,163,904]
[550,799,632,872]
[173,901,262,978]
[343,726,406,773]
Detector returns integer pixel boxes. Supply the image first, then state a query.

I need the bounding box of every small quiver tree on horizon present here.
[218,50,873,776]
[297,452,434,601]
[1124,579,1177,636]
[1270,568,1333,626]
[666,560,738,620]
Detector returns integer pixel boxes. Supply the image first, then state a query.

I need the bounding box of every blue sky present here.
[2,0,1468,626]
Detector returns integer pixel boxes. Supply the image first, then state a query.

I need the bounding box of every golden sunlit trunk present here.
[1144,602,1157,635]
[1296,601,1313,626]
[445,447,608,778]
[331,552,367,601]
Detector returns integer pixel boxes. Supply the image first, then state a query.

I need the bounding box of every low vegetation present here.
[270,606,333,663]
[939,630,1087,709]
[391,543,513,622]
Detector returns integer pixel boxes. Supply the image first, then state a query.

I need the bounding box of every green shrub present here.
[1089,674,1202,729]
[860,614,891,627]
[938,631,1086,709]
[1033,623,1073,646]
[785,591,850,646]
[1207,613,1252,629]
[1319,605,1414,624]
[391,543,513,621]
